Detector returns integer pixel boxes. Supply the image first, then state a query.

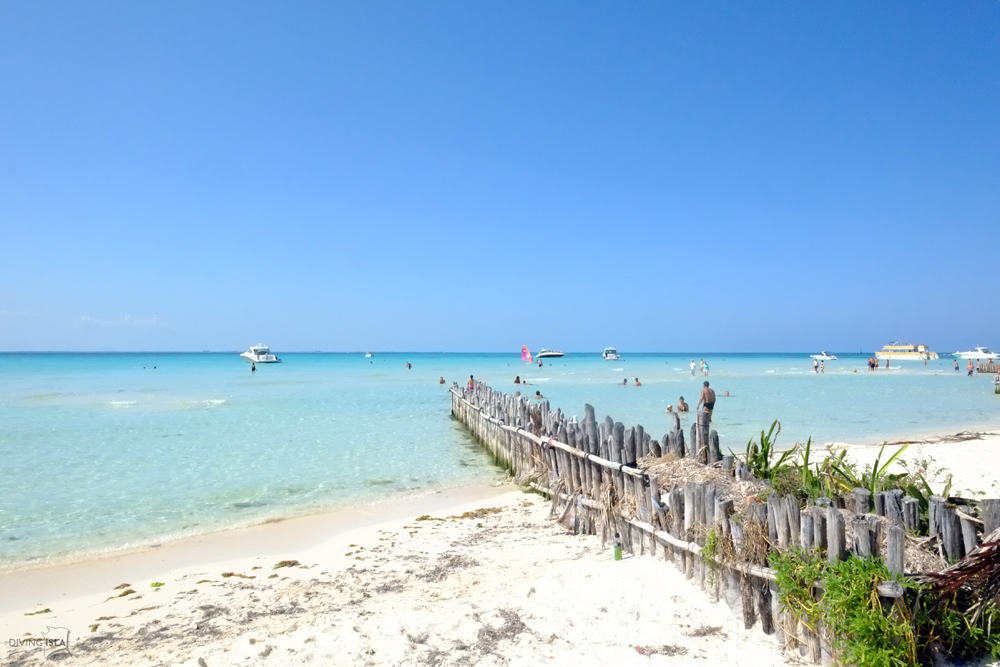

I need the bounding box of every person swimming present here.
[622,378,628,385]
[634,378,641,386]
[514,376,521,384]
[677,396,689,412]
[439,377,445,384]
[535,390,544,399]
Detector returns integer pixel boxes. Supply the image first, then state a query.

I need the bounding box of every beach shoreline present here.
[3,427,996,593]
[1,483,789,667]
[0,482,510,616]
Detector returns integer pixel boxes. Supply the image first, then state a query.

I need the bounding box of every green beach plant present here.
[737,420,797,482]
[828,443,910,497]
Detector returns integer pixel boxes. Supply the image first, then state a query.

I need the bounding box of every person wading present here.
[697,381,716,420]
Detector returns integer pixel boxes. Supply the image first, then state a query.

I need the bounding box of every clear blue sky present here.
[1,2,997,352]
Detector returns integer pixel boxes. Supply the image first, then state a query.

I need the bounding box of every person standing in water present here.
[468,375,475,391]
[968,360,975,376]
[814,358,819,373]
[690,359,696,376]
[820,360,825,373]
[634,378,641,386]
[696,381,716,419]
[251,362,256,373]
[954,359,960,372]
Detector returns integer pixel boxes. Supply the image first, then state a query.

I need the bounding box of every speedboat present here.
[603,347,619,361]
[810,352,837,361]
[953,347,998,360]
[365,352,373,358]
[876,343,938,361]
[535,349,565,359]
[241,345,281,363]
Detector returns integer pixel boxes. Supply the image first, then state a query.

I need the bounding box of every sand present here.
[3,431,997,667]
[836,432,1000,497]
[1,485,787,667]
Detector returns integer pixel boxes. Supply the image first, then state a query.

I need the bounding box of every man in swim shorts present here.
[697,381,716,419]
[968,360,975,376]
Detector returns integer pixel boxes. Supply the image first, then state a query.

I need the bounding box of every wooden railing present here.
[450,381,1000,662]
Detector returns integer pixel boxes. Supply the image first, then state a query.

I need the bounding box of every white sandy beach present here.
[2,484,788,667]
[2,434,998,667]
[835,432,1000,497]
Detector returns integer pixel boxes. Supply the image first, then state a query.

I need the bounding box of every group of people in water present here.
[866,356,885,371]
[690,359,709,376]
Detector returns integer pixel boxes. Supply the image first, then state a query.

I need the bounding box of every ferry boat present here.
[535,349,565,359]
[810,351,837,361]
[953,347,998,360]
[602,347,619,361]
[240,345,281,363]
[875,343,938,362]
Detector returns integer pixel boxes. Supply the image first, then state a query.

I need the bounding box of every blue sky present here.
[1,2,997,352]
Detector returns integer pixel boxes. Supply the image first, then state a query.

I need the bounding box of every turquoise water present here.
[1,352,996,569]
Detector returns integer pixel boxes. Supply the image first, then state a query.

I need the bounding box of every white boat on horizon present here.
[603,347,619,361]
[365,352,373,358]
[241,345,281,363]
[535,349,565,359]
[810,351,837,361]
[953,346,998,360]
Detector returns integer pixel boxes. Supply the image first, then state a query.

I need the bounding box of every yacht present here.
[365,352,373,358]
[241,345,281,363]
[603,347,619,361]
[875,343,938,361]
[535,349,565,359]
[810,352,837,361]
[953,347,998,360]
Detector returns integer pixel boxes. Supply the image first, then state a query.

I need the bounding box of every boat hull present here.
[241,353,281,363]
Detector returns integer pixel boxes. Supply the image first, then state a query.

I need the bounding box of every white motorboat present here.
[365,352,373,358]
[535,349,565,359]
[810,352,837,361]
[241,345,281,363]
[602,347,619,361]
[953,347,998,360]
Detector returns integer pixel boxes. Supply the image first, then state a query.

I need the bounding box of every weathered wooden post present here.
[785,496,801,547]
[902,496,920,533]
[853,488,872,515]
[827,507,846,563]
[684,481,696,578]
[959,509,978,555]
[929,495,945,538]
[696,411,711,464]
[981,499,1000,536]
[800,510,814,552]
[708,429,721,464]
[671,485,685,570]
[887,524,905,577]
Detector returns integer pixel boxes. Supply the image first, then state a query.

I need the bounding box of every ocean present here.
[1,351,996,570]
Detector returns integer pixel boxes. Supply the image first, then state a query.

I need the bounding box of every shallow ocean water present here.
[0,352,996,569]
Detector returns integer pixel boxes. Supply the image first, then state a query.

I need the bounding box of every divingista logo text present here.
[6,626,71,661]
